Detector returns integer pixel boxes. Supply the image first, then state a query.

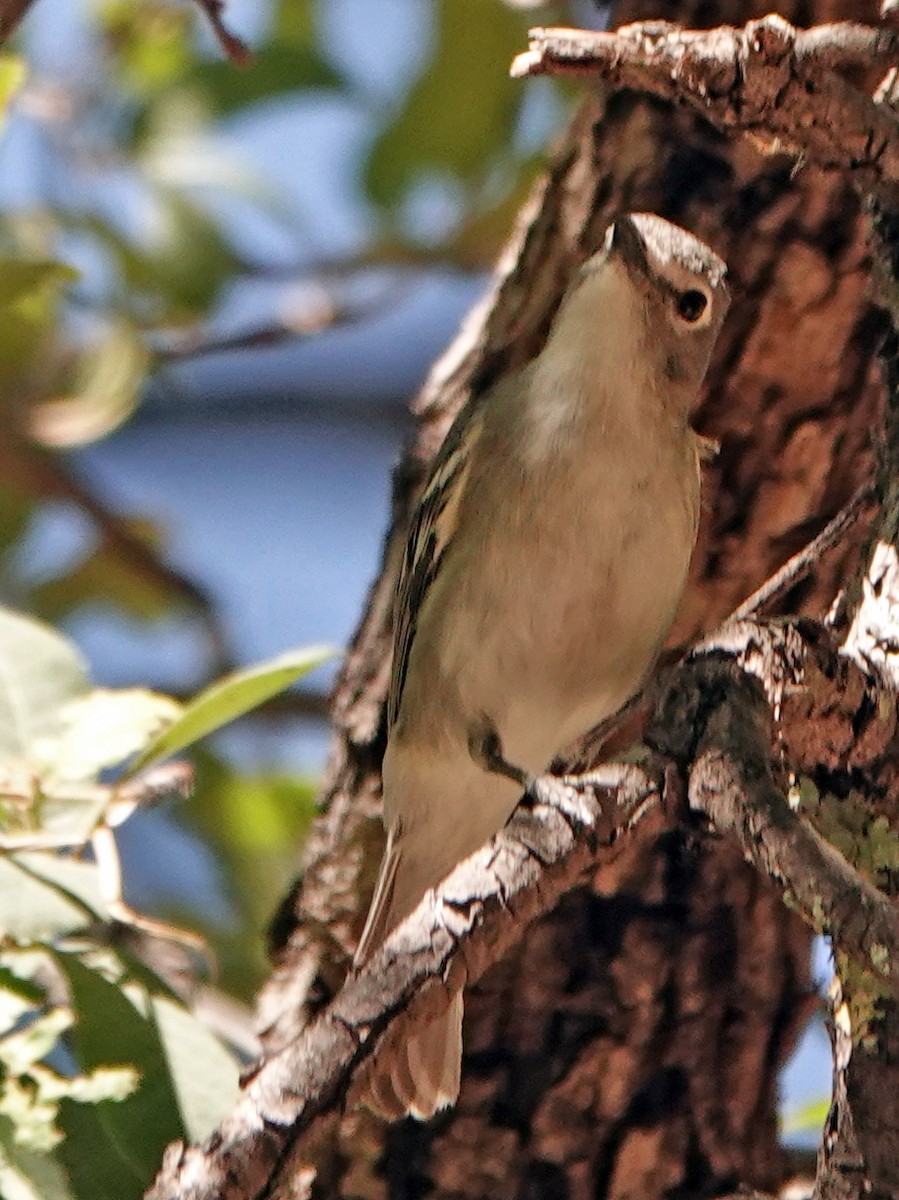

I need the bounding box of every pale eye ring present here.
[676,288,708,324]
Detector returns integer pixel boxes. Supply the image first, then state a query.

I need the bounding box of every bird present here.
[353,212,730,1120]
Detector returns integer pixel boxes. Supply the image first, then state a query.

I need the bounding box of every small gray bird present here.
[355,213,729,1120]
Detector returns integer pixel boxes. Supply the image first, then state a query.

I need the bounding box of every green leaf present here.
[0,261,79,383]
[0,949,53,992]
[8,855,109,923]
[151,995,239,1141]
[53,952,183,1188]
[365,0,526,208]
[40,689,182,788]
[0,609,89,761]
[96,0,193,97]
[0,1116,75,1200]
[0,1077,61,1153]
[0,858,98,943]
[0,262,79,310]
[214,769,317,853]
[3,790,109,847]
[28,322,150,449]
[189,43,342,115]
[0,1062,137,1172]
[35,1064,138,1106]
[0,56,26,132]
[0,1009,71,1075]
[270,0,315,47]
[56,1099,145,1200]
[129,644,337,774]
[781,1096,829,1135]
[0,965,44,1028]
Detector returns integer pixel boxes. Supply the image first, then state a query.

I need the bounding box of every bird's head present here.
[559,213,729,411]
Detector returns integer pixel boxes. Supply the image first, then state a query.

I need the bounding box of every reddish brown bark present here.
[243,2,894,1198]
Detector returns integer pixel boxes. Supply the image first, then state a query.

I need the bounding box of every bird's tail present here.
[362,990,463,1121]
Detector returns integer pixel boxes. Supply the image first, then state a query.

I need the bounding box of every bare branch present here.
[191,0,251,65]
[0,0,249,61]
[1,426,233,673]
[153,288,404,365]
[730,482,876,621]
[512,17,899,200]
[681,657,899,999]
[693,743,899,990]
[147,606,899,1200]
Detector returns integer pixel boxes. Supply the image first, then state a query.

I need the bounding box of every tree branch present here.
[153,284,406,365]
[146,767,659,1200]
[0,0,249,60]
[147,610,899,1200]
[660,642,899,1000]
[730,483,875,622]
[512,17,899,201]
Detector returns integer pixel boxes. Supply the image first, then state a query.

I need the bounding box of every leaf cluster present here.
[0,606,334,1197]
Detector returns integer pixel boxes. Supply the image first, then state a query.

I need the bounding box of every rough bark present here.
[155,1,899,1198]
[148,611,899,1200]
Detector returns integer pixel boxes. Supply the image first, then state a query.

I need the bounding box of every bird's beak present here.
[607,216,650,281]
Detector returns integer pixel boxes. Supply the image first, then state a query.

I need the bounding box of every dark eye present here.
[676,289,708,323]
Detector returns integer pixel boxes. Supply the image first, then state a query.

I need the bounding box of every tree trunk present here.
[257,0,891,1197]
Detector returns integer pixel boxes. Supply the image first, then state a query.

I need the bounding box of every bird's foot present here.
[468,717,530,788]
[527,763,661,830]
[522,773,595,826]
[469,717,660,827]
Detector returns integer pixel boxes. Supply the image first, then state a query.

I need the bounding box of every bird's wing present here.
[387,397,482,727]
[356,405,480,968]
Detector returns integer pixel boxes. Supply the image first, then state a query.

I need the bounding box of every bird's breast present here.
[441,425,700,771]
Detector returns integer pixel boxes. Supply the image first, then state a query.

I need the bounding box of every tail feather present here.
[354,815,467,1120]
[406,990,463,1119]
[354,830,400,968]
[360,991,464,1121]
[365,1057,408,1121]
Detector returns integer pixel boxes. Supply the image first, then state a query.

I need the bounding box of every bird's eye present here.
[676,289,708,324]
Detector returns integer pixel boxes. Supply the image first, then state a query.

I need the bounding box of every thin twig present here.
[730,482,875,621]
[153,289,402,365]
[687,682,899,1001]
[192,0,251,64]
[694,745,899,992]
[2,427,233,674]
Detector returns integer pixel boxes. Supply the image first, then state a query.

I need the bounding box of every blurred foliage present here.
[173,748,319,996]
[0,606,331,1195]
[0,0,567,637]
[366,0,525,206]
[781,1095,829,1140]
[0,0,571,1178]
